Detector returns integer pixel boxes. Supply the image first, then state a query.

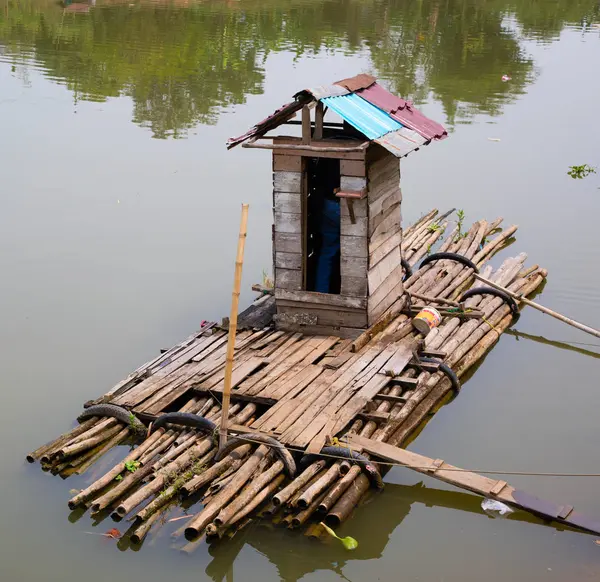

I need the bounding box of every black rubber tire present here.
[215,433,297,478]
[401,257,413,281]
[77,404,146,434]
[299,446,384,489]
[419,357,461,395]
[419,252,479,273]
[459,287,519,317]
[150,412,217,435]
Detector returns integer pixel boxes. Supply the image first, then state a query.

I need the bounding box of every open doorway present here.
[305,157,341,294]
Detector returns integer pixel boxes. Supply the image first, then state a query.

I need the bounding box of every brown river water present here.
[1,1,600,580]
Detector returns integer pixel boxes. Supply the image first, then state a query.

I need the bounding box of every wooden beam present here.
[347,434,600,537]
[302,106,311,145]
[314,101,324,139]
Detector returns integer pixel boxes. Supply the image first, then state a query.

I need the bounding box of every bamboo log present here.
[184,445,269,539]
[181,445,252,497]
[72,427,129,475]
[317,464,362,514]
[68,429,165,508]
[55,424,124,460]
[214,460,284,527]
[68,417,118,445]
[272,460,327,506]
[291,490,329,528]
[27,417,100,463]
[130,506,169,545]
[219,203,249,450]
[326,474,370,527]
[295,463,341,510]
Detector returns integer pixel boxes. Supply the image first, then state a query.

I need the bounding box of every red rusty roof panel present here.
[334,73,377,93]
[357,83,447,141]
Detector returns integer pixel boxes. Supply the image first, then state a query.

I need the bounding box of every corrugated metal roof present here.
[322,93,403,140]
[358,83,447,141]
[227,74,447,155]
[375,127,428,158]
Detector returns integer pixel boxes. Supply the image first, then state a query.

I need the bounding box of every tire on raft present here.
[418,252,479,273]
[299,447,384,489]
[418,357,461,396]
[459,287,520,317]
[401,257,413,281]
[215,433,297,478]
[77,404,146,435]
[149,412,217,435]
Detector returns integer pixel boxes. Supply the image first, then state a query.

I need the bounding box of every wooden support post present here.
[314,101,324,139]
[219,204,250,450]
[474,273,600,339]
[302,106,311,145]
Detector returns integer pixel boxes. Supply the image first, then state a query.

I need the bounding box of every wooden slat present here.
[273,171,302,193]
[340,159,366,177]
[341,235,368,259]
[368,264,404,324]
[273,136,366,160]
[368,245,401,293]
[275,268,302,290]
[341,256,368,279]
[341,276,368,297]
[341,176,367,191]
[274,232,302,254]
[274,212,301,234]
[277,304,367,328]
[341,215,367,238]
[273,154,302,172]
[340,197,367,218]
[275,252,302,270]
[274,191,301,214]
[274,288,367,310]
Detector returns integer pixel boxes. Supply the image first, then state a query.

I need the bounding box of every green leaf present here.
[115,474,123,481]
[319,522,358,551]
[124,460,141,473]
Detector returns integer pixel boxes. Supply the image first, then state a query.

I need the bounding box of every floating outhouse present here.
[228,74,447,338]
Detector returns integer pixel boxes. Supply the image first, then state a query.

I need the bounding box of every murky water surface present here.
[1,1,600,580]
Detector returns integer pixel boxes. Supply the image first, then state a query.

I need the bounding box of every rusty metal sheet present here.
[374,127,428,158]
[334,73,377,93]
[359,82,447,141]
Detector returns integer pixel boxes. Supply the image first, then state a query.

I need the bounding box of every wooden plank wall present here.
[366,147,403,325]
[273,155,303,292]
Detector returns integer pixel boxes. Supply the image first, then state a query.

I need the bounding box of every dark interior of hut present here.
[305,156,341,294]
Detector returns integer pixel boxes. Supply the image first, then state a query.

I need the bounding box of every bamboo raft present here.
[29,209,599,550]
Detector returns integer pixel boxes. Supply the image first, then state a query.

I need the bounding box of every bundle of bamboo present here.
[27,210,549,550]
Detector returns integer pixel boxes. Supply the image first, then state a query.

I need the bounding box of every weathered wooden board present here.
[370,203,401,240]
[347,434,600,537]
[273,136,366,160]
[340,176,367,192]
[274,191,302,214]
[341,234,368,259]
[341,215,368,238]
[275,288,367,310]
[340,197,368,218]
[368,264,404,324]
[341,276,368,297]
[273,323,363,339]
[273,154,302,172]
[275,252,302,270]
[273,171,302,193]
[368,245,401,292]
[369,188,401,222]
[340,159,366,177]
[369,230,401,268]
[277,304,367,328]
[274,232,302,254]
[275,268,302,290]
[341,256,368,280]
[274,212,301,234]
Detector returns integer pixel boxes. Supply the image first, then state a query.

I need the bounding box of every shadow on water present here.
[197,481,584,582]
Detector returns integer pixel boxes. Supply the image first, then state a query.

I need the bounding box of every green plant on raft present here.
[262,269,274,289]
[454,209,466,242]
[568,164,596,179]
[124,460,141,473]
[427,223,442,233]
[115,474,123,482]
[319,522,358,550]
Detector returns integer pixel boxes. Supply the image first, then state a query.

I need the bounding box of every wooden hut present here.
[227,74,447,338]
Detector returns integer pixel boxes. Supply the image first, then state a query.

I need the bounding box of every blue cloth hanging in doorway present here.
[314,198,340,294]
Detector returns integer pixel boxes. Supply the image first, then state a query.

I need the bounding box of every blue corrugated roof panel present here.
[321,93,403,140]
